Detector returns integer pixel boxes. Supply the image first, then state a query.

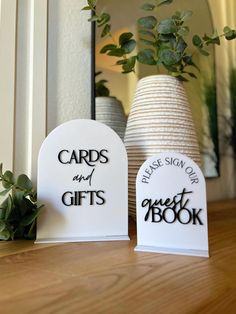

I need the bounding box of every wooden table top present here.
[0,200,236,314]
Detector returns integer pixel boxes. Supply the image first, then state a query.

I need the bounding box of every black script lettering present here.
[73,168,95,186]
[141,188,203,225]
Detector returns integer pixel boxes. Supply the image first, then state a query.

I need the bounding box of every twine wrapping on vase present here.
[124,75,201,218]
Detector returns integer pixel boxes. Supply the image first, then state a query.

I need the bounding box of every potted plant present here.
[95,71,127,140]
[83,0,236,217]
[0,163,43,240]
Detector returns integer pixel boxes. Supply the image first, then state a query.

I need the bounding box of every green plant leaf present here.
[140,38,155,46]
[121,39,136,53]
[175,37,187,53]
[26,220,36,240]
[97,13,110,27]
[81,6,92,11]
[159,49,181,65]
[141,3,155,11]
[192,35,202,47]
[139,30,156,39]
[5,195,13,220]
[158,0,173,7]
[224,26,236,40]
[119,32,133,46]
[107,48,125,57]
[157,19,177,34]
[180,10,193,21]
[0,188,11,197]
[178,26,189,37]
[122,56,136,73]
[183,55,199,71]
[101,24,111,37]
[88,15,99,22]
[100,44,117,54]
[137,49,156,65]
[138,16,157,29]
[198,48,209,56]
[0,220,5,232]
[16,174,33,191]
[88,0,97,8]
[20,206,43,227]
[0,229,11,240]
[0,163,2,176]
[2,170,15,186]
[0,199,8,219]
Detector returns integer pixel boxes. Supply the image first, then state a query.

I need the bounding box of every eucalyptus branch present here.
[83,0,236,80]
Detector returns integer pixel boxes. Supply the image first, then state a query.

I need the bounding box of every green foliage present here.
[95,71,110,97]
[83,0,236,80]
[0,164,43,240]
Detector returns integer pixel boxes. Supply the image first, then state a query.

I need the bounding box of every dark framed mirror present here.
[92,0,221,178]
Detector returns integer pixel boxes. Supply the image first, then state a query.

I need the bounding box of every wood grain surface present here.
[0,200,236,314]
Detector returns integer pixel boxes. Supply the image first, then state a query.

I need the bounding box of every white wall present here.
[47,0,92,133]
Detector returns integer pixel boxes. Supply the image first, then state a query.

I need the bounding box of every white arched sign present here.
[135,152,209,257]
[36,119,129,243]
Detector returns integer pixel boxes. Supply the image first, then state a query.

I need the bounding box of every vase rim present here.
[138,74,180,83]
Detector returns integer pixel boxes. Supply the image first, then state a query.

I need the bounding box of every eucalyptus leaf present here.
[122,56,136,73]
[121,39,136,53]
[0,163,2,176]
[0,229,11,241]
[192,35,202,47]
[0,188,11,197]
[107,48,125,57]
[88,0,97,8]
[100,44,117,54]
[178,26,189,37]
[157,19,177,34]
[20,206,43,227]
[140,38,155,46]
[119,32,133,46]
[3,170,15,185]
[141,3,155,11]
[158,0,173,6]
[139,30,156,39]
[97,13,110,27]
[180,10,193,21]
[101,24,111,37]
[198,48,210,56]
[0,220,5,232]
[5,195,13,220]
[16,174,33,191]
[81,6,92,11]
[138,16,157,29]
[159,49,181,65]
[137,49,156,65]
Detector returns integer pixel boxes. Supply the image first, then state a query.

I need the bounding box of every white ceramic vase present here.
[96,96,127,141]
[124,75,201,218]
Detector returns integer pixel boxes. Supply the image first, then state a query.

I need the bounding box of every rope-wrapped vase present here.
[124,75,201,218]
[96,96,127,141]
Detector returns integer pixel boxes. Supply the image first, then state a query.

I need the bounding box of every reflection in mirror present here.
[95,0,220,178]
